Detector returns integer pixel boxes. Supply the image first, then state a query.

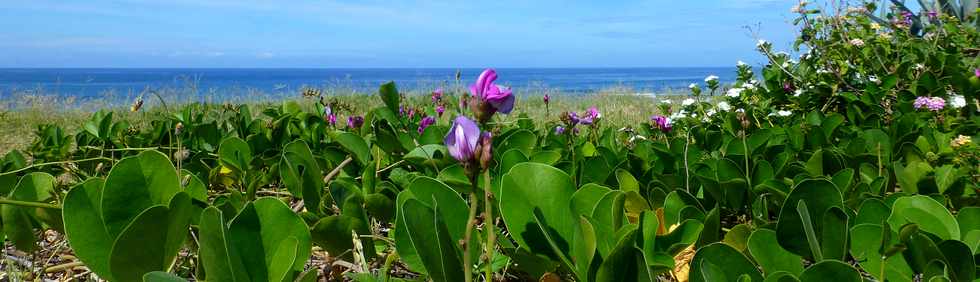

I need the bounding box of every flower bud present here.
[479,132,493,170]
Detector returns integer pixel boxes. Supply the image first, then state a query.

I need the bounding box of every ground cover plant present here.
[1,1,979,281]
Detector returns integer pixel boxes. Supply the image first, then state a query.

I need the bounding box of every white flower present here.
[689,83,699,90]
[868,75,880,83]
[949,94,966,109]
[914,64,926,71]
[682,98,696,106]
[706,109,716,117]
[717,101,731,111]
[757,39,769,48]
[744,83,756,91]
[793,89,803,97]
[726,88,743,98]
[817,69,831,74]
[735,108,745,113]
[850,38,865,47]
[776,110,793,117]
[660,99,672,104]
[705,75,719,83]
[737,60,748,67]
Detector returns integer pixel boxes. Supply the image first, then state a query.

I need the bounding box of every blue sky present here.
[0,0,802,68]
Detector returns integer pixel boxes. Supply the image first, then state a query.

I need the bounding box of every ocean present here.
[0,68,734,103]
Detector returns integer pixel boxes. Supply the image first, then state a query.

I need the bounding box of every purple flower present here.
[347,116,364,129]
[650,115,672,133]
[408,108,416,119]
[445,116,481,162]
[543,94,550,104]
[555,126,565,135]
[975,68,979,78]
[470,68,515,114]
[579,106,601,125]
[567,112,581,126]
[436,105,445,117]
[901,11,914,25]
[327,114,337,126]
[432,88,443,103]
[914,96,946,111]
[418,116,436,134]
[323,106,336,125]
[927,11,938,20]
[399,106,406,117]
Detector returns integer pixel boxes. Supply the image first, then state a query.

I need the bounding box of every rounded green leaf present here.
[748,229,803,277]
[109,193,193,282]
[690,243,763,282]
[888,195,959,240]
[101,150,181,238]
[798,260,861,282]
[500,163,578,259]
[2,172,56,252]
[776,179,843,258]
[63,178,115,281]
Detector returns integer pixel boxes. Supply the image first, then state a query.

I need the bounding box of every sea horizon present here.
[0,67,734,102]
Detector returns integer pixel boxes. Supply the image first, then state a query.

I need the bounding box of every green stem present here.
[483,170,495,281]
[742,133,753,190]
[462,191,479,282]
[0,157,112,177]
[0,197,60,210]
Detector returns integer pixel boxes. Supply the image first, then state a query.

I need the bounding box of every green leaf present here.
[615,169,639,192]
[893,161,932,194]
[218,137,252,177]
[888,195,959,240]
[143,271,188,282]
[404,144,449,168]
[280,140,323,214]
[109,193,193,282]
[748,229,804,277]
[2,172,56,251]
[310,215,368,261]
[332,131,372,166]
[394,177,472,274]
[955,207,980,253]
[198,207,250,282]
[63,178,115,281]
[690,243,763,282]
[401,199,465,282]
[101,150,181,238]
[798,260,861,282]
[226,198,312,282]
[820,207,848,261]
[379,82,400,114]
[776,179,843,259]
[849,224,914,281]
[500,163,578,261]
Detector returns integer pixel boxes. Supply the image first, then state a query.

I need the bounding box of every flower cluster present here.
[324,105,337,126]
[347,115,364,129]
[650,115,672,133]
[913,96,946,111]
[951,135,973,149]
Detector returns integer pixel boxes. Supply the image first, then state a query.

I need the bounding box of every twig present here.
[0,157,112,177]
[44,261,85,273]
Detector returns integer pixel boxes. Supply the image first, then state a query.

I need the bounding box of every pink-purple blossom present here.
[436,105,445,117]
[432,88,443,103]
[914,96,946,111]
[418,116,436,134]
[347,116,364,129]
[445,116,481,162]
[650,115,672,133]
[470,68,515,115]
[543,94,550,104]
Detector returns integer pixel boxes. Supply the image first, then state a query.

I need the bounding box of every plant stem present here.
[0,157,112,177]
[483,170,495,281]
[0,197,60,210]
[742,132,753,189]
[462,191,479,282]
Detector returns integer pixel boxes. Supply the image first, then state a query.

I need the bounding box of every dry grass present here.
[0,86,699,155]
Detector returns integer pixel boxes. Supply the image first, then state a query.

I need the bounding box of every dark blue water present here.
[0,68,734,102]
